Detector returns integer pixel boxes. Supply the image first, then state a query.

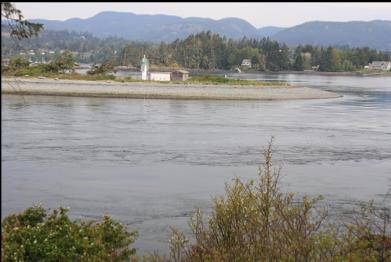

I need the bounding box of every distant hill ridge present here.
[31,12,391,50]
[32,11,266,42]
[273,20,391,51]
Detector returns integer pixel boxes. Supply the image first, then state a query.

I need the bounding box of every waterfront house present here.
[140,55,189,81]
[171,70,189,81]
[149,71,172,81]
[311,65,320,71]
[1,58,10,66]
[241,59,252,68]
[368,61,391,71]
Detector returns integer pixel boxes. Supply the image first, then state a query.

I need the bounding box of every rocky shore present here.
[1,77,341,100]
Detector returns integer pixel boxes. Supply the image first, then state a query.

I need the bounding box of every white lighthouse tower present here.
[141,55,149,80]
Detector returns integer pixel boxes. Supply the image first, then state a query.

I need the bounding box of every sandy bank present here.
[265,70,391,77]
[1,77,341,100]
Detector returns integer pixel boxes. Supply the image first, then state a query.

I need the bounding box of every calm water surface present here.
[2,73,391,253]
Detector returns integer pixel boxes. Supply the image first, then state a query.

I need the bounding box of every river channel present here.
[2,73,391,253]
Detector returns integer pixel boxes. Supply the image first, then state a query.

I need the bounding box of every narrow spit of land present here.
[1,77,341,100]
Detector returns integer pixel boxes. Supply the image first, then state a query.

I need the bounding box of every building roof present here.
[141,55,149,67]
[149,69,189,73]
[173,69,189,74]
[150,71,171,74]
[149,68,171,72]
[370,61,391,65]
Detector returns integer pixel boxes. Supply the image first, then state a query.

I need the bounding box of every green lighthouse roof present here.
[141,55,149,67]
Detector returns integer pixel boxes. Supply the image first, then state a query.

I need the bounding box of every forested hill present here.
[31,11,260,42]
[273,20,391,51]
[3,28,390,72]
[30,12,391,50]
[1,28,128,63]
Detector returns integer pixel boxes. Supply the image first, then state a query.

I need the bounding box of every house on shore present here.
[311,65,320,71]
[368,61,391,71]
[140,55,189,81]
[241,59,252,68]
[171,70,189,81]
[148,69,189,82]
[1,58,10,66]
[149,71,172,81]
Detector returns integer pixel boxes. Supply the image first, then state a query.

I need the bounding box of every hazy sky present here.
[15,2,391,28]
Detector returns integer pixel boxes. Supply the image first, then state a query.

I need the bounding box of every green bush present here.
[186,75,287,86]
[87,60,114,75]
[2,51,75,76]
[166,138,391,262]
[53,51,75,72]
[56,73,116,81]
[9,56,30,69]
[2,140,390,261]
[1,205,138,262]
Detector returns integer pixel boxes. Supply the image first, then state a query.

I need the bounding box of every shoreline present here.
[189,69,391,77]
[262,70,391,77]
[81,66,390,77]
[1,77,341,100]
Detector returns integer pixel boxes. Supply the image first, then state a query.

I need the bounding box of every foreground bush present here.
[166,139,391,262]
[2,140,390,261]
[1,206,138,261]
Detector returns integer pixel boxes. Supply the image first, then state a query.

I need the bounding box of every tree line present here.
[2,29,391,72]
[117,31,390,72]
[1,27,127,64]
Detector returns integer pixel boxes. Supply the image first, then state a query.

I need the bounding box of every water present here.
[2,73,391,254]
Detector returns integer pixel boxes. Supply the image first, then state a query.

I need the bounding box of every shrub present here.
[167,138,390,262]
[339,201,391,261]
[2,140,390,261]
[53,50,76,73]
[186,75,287,86]
[9,56,30,69]
[87,60,114,75]
[1,205,138,262]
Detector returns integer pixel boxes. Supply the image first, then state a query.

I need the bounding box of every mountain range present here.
[272,20,391,51]
[32,11,391,50]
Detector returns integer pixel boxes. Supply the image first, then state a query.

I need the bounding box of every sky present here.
[14,2,391,28]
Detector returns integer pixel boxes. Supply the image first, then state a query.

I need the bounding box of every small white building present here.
[140,55,190,81]
[311,65,320,71]
[1,58,10,66]
[241,59,252,68]
[368,61,391,71]
[149,72,171,81]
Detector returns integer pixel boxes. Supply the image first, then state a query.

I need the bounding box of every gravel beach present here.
[1,77,341,100]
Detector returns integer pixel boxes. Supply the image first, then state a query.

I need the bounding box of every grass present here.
[358,69,391,75]
[2,67,288,87]
[2,67,117,81]
[184,75,288,86]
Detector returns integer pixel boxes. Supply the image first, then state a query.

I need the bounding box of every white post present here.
[141,55,149,80]
[142,67,147,80]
